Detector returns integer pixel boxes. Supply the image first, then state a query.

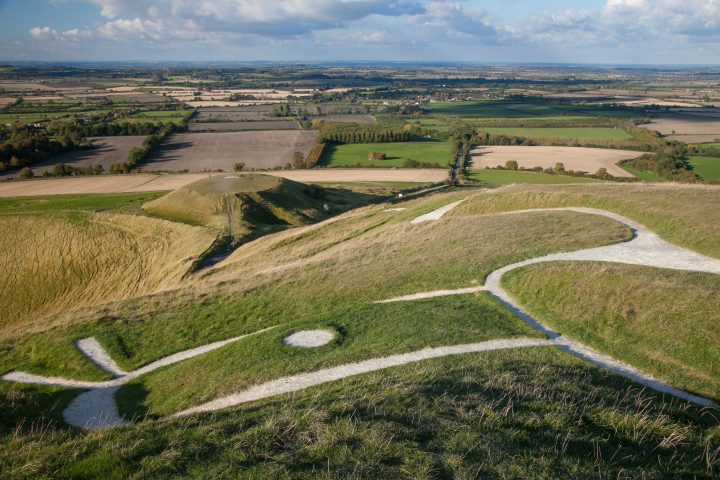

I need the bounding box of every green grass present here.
[688,156,720,181]
[118,293,540,416]
[503,263,720,401]
[450,183,720,259]
[320,141,451,167]
[477,127,631,140]
[0,192,166,215]
[2,348,718,478]
[119,110,190,125]
[428,100,637,120]
[470,169,603,185]
[617,164,666,182]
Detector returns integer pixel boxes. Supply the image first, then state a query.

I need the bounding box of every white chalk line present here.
[1,326,276,429]
[75,338,127,378]
[378,207,720,407]
[410,199,466,224]
[171,338,553,418]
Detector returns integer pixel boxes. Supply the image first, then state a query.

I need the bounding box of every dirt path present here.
[0,170,446,197]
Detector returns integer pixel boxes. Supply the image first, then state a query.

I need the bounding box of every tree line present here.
[0,126,91,173]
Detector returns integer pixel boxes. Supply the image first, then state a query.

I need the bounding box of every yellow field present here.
[0,212,216,338]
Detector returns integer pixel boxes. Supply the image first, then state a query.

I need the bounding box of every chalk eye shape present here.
[283,329,335,348]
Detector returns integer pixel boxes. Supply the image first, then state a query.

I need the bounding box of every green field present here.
[120,109,190,125]
[504,263,720,401]
[428,100,638,119]
[477,127,631,140]
[618,164,666,182]
[470,169,604,185]
[320,141,451,167]
[688,155,720,180]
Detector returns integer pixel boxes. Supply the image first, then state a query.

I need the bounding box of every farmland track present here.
[0,169,447,197]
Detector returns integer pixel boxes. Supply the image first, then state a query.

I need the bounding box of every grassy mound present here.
[144,174,341,241]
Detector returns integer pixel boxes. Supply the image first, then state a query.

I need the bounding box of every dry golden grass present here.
[0,212,216,339]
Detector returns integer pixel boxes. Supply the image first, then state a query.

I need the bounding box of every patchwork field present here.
[141,131,318,171]
[470,146,640,177]
[320,141,450,167]
[0,136,147,180]
[0,170,447,197]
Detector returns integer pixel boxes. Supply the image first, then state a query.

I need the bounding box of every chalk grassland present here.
[688,156,720,180]
[504,263,720,400]
[0,197,217,339]
[0,136,147,180]
[1,186,719,477]
[470,145,640,177]
[321,141,450,167]
[4,349,717,479]
[140,131,318,172]
[448,183,720,259]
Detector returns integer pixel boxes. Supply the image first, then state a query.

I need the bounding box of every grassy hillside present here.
[449,183,720,259]
[504,263,720,401]
[1,185,718,477]
[0,210,216,339]
[143,174,378,242]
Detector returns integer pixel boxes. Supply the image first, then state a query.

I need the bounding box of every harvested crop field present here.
[644,113,720,138]
[470,146,641,177]
[188,120,299,132]
[320,114,376,124]
[141,131,317,171]
[0,170,446,197]
[0,136,146,180]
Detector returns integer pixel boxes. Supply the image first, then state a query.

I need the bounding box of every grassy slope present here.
[449,183,720,259]
[617,164,666,182]
[0,192,218,340]
[688,155,720,180]
[320,141,450,168]
[120,294,540,416]
[470,169,603,185]
[3,348,718,479]
[503,263,720,401]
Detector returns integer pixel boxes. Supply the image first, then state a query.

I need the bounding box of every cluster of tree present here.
[470,117,629,129]
[270,104,293,117]
[621,142,698,182]
[290,144,326,169]
[402,158,439,168]
[17,163,104,179]
[317,123,414,144]
[109,128,171,174]
[494,161,622,181]
[0,126,91,172]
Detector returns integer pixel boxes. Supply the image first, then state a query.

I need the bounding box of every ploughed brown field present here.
[188,120,299,132]
[139,131,319,171]
[0,136,147,180]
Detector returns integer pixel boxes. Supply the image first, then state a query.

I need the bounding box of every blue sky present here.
[0,0,718,64]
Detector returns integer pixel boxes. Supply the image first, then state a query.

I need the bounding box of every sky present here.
[0,0,718,65]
